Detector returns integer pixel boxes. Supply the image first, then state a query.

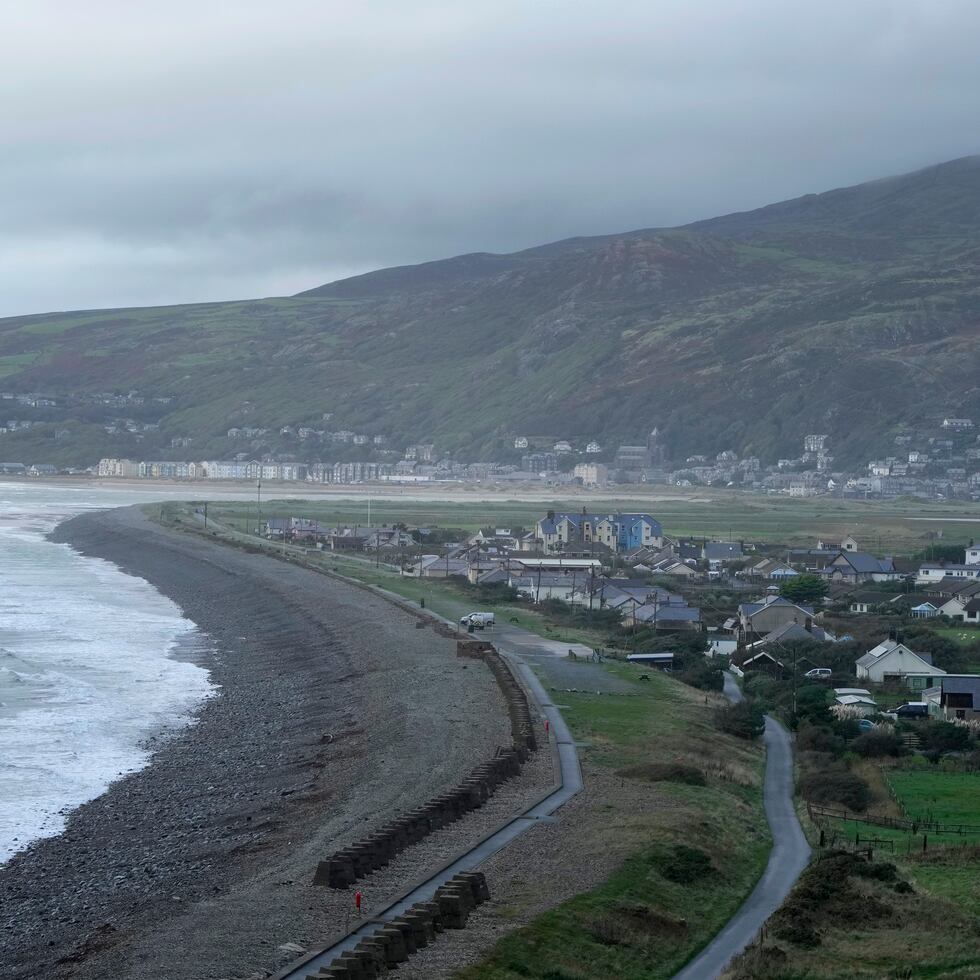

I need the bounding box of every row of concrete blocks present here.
[314,644,537,890]
[482,649,538,756]
[314,748,524,888]
[306,871,491,979]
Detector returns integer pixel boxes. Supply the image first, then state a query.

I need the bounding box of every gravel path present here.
[0,507,520,980]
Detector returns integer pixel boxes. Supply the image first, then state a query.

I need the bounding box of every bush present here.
[677,657,724,692]
[850,731,906,758]
[617,762,707,786]
[799,770,872,811]
[919,720,973,754]
[716,699,766,740]
[656,844,715,883]
[797,723,844,755]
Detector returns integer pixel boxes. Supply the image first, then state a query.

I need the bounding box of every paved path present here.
[672,673,811,980]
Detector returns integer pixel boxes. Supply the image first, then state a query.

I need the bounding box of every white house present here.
[967,546,980,566]
[916,563,980,585]
[855,640,945,684]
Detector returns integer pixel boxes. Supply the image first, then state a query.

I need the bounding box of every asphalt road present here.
[672,673,811,980]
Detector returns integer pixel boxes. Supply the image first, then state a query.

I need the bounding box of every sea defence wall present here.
[313,638,537,890]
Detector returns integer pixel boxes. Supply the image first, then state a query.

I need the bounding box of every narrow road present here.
[672,672,811,980]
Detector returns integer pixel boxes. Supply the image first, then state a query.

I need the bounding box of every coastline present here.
[0,506,514,980]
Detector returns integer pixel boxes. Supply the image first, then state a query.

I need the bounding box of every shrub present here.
[799,770,872,811]
[677,658,724,692]
[656,844,716,884]
[617,762,706,786]
[850,731,906,758]
[919,720,973,754]
[716,699,766,740]
[797,723,844,755]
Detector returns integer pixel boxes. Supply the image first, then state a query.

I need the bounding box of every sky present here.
[1,0,978,318]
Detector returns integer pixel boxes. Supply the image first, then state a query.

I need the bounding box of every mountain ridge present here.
[0,156,978,468]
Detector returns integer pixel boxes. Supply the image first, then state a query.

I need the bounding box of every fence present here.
[808,801,980,836]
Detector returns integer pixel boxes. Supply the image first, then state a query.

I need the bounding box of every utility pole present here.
[256,480,262,537]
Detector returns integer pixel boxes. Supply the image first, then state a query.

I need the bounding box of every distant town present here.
[0,388,979,500]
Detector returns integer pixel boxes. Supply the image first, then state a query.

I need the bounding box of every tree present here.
[779,574,828,604]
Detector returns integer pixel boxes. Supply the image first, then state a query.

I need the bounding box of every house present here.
[820,551,904,584]
[633,602,702,632]
[704,542,744,568]
[834,693,878,717]
[534,511,662,554]
[745,620,834,651]
[855,639,944,684]
[647,558,700,579]
[735,650,785,676]
[735,596,816,641]
[417,556,470,578]
[744,557,799,580]
[910,601,940,619]
[626,652,674,669]
[963,597,980,624]
[28,463,59,476]
[967,546,980,566]
[511,575,579,602]
[916,562,980,585]
[848,591,902,614]
[936,676,980,721]
[708,637,738,658]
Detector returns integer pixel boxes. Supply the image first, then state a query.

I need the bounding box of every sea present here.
[0,482,243,865]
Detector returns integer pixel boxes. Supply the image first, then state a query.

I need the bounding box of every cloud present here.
[1,0,978,316]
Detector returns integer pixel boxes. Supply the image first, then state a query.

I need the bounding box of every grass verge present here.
[457,666,770,980]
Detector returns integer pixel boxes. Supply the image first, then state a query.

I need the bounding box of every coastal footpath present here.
[0,507,551,980]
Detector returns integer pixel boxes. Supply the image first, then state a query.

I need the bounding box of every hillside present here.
[1,157,979,467]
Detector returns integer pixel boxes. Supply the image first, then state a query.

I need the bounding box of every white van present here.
[804,667,832,680]
[459,612,495,629]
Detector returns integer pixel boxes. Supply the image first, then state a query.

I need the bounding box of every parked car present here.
[856,718,877,732]
[459,612,495,630]
[804,667,832,680]
[894,702,929,720]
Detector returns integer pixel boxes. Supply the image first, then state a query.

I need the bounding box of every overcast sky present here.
[1,0,978,317]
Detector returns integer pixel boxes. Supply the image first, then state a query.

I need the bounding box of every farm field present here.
[887,769,980,830]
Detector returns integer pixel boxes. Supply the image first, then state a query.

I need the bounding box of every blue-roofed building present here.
[535,511,663,554]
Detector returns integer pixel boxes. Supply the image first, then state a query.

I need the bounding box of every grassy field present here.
[458,665,770,980]
[204,492,980,554]
[887,769,980,829]
[935,626,980,647]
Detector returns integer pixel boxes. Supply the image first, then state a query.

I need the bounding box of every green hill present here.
[1,157,979,467]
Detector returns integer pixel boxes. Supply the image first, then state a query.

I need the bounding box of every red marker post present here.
[544,719,550,734]
[354,890,362,915]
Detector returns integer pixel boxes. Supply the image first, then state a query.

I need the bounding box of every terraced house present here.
[534,511,663,554]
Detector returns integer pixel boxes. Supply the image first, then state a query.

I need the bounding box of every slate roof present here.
[753,622,831,646]
[705,542,744,561]
[941,676,980,706]
[739,597,815,620]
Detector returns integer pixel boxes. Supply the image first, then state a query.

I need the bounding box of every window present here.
[956,709,966,720]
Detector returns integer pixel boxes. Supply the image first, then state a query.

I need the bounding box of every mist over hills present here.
[1,156,979,468]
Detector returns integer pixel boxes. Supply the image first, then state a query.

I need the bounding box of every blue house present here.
[535,511,662,554]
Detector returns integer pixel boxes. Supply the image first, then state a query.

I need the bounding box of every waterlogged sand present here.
[0,507,510,980]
